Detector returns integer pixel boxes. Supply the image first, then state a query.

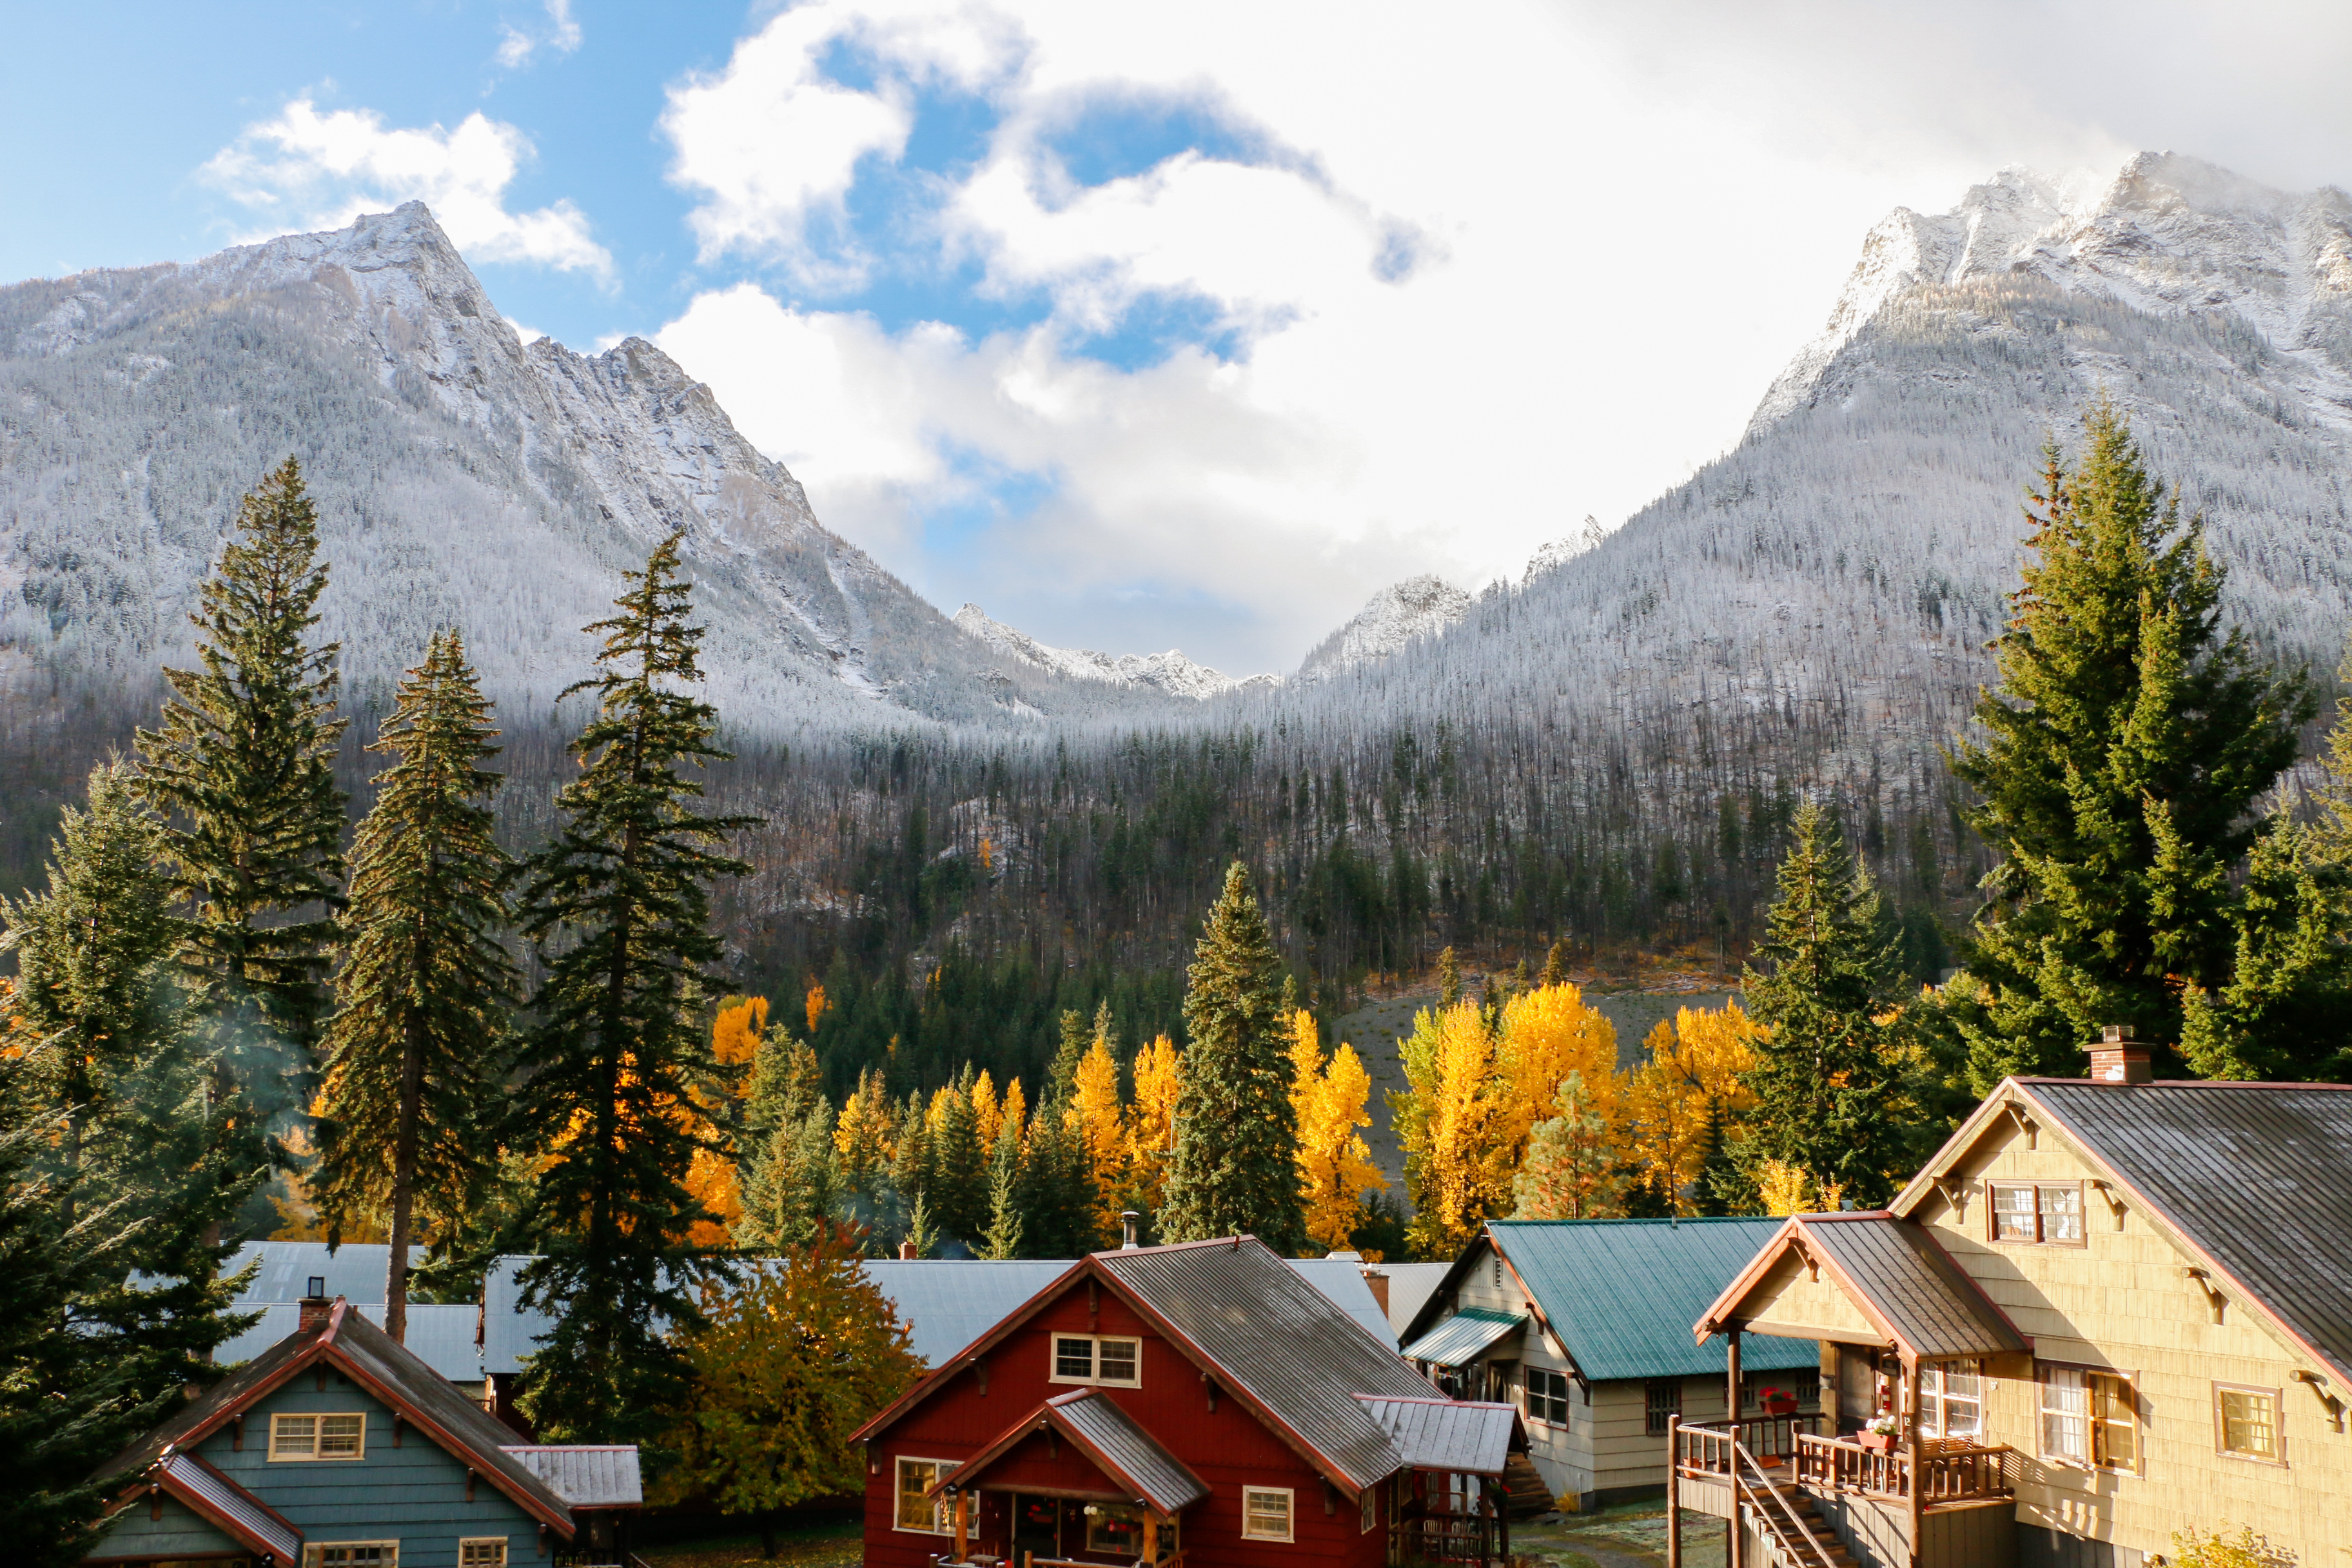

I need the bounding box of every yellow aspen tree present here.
[1622,1003,1763,1213]
[971,1069,1002,1149]
[1070,1032,1128,1239]
[1286,1010,1386,1256]
[711,996,767,1075]
[1492,982,1620,1167]
[1125,1035,1182,1220]
[1400,1001,1510,1257]
[834,1066,895,1188]
[1756,1159,1815,1217]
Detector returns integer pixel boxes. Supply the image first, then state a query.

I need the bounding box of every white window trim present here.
[458,1540,510,1568]
[304,1544,400,1567]
[270,1412,368,1462]
[893,1456,961,1534]
[1242,1486,1295,1543]
[1048,1333,1143,1388]
[2214,1382,2288,1467]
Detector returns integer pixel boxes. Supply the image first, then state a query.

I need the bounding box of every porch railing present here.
[1675,1412,1824,1476]
[1396,1508,1502,1565]
[1793,1433,2015,1502]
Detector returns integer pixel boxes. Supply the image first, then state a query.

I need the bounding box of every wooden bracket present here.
[2005,1103,2039,1150]
[2293,1371,2346,1433]
[392,1413,404,1448]
[2184,1268,2228,1325]
[2089,1181,2128,1231]
[969,1354,988,1396]
[230,1414,244,1452]
[1200,1370,1219,1413]
[1932,1177,1971,1222]
[466,1467,478,1503]
[150,1485,162,1522]
[314,1366,328,1393]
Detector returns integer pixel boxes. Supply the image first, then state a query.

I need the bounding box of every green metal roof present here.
[1400,1306,1526,1367]
[1473,1219,1818,1383]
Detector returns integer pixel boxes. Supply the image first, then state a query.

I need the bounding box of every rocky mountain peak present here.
[1295,573,1469,681]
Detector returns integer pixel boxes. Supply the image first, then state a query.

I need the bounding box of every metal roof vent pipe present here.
[2090,1024,2155,1084]
[1121,1210,1141,1249]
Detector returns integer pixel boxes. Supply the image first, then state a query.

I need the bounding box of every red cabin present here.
[852,1236,1528,1568]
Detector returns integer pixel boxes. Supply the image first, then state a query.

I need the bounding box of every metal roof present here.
[152,1451,302,1564]
[1400,1308,1525,1368]
[1356,1396,1520,1476]
[1464,1220,1818,1381]
[1095,1238,1437,1493]
[1794,1215,2028,1360]
[2011,1081,2352,1382]
[222,1240,393,1304]
[1379,1262,1451,1338]
[216,1302,482,1382]
[1286,1257,1398,1344]
[1046,1391,1211,1513]
[503,1446,644,1507]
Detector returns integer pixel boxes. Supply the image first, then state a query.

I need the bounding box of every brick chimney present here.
[299,1291,338,1334]
[899,1239,918,1260]
[2089,1023,2153,1084]
[1362,1266,1390,1317]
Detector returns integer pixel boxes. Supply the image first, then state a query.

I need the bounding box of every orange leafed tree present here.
[1070,1031,1128,1239]
[1620,1002,1761,1214]
[1287,1010,1386,1255]
[1124,1034,1182,1222]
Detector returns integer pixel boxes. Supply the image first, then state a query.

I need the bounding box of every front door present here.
[1838,1347,1878,1432]
[1011,1494,1061,1566]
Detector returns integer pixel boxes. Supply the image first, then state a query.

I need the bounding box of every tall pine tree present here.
[507,534,757,1444]
[1159,863,1303,1251]
[1952,402,2309,1086]
[135,457,348,1117]
[1736,803,1913,1208]
[312,632,515,1341]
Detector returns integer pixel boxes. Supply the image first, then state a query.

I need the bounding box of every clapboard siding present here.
[84,1493,242,1560]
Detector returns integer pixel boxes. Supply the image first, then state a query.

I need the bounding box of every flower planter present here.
[1760,1397,1799,1417]
[1857,1432,1897,1453]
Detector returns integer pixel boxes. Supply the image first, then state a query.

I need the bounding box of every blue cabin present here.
[81,1295,639,1568]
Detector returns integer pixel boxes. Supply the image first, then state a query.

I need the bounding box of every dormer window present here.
[1990,1181,2084,1246]
[1051,1334,1141,1387]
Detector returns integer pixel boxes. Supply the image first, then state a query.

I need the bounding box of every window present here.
[1492,1255,1504,1288]
[2043,1364,2139,1467]
[1919,1360,1984,1440]
[894,1457,959,1533]
[1526,1368,1571,1427]
[1645,1379,1681,1435]
[1990,1182,2085,1245]
[1242,1487,1294,1542]
[307,1547,397,1568]
[1050,1334,1142,1387]
[1361,1487,1378,1533]
[2216,1384,2283,1464]
[2090,1373,2137,1471]
[458,1544,508,1568]
[271,1413,366,1462]
[2040,1365,2088,1461]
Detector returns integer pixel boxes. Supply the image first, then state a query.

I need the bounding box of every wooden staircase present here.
[1734,1464,1856,1568]
[1500,1453,1553,1519]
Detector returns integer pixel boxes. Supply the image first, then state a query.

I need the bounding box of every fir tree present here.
[1539,940,1567,988]
[736,1097,839,1253]
[1013,1097,1099,1256]
[1736,803,1912,1208]
[506,535,758,1444]
[1159,863,1304,1251]
[134,458,348,1116]
[1951,403,2310,1085]
[1437,945,1463,1008]
[979,1119,1024,1260]
[311,632,516,1342]
[926,1070,988,1247]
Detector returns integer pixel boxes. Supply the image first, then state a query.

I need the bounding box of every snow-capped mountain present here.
[0,204,1179,731]
[1294,574,1471,681]
[952,603,1273,700]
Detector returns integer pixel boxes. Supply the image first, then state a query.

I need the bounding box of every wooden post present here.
[1903,1357,1923,1568]
[954,1491,969,1563]
[1665,1413,1681,1568]
[1725,1327,1743,1431]
[1143,1511,1159,1565]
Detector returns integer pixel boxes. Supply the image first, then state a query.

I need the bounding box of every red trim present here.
[1693,1214,2030,1364]
[928,1389,1203,1513]
[103,1455,301,1562]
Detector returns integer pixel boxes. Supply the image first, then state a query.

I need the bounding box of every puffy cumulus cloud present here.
[496,0,583,70]
[651,0,2352,670]
[201,98,612,280]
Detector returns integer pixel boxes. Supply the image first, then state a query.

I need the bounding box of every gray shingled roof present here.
[1095,1238,1436,1493]
[2022,1081,2352,1382]
[1355,1396,1520,1475]
[1047,1391,1211,1513]
[1798,1215,2028,1359]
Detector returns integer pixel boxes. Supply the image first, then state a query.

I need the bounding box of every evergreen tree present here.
[1539,939,1567,988]
[1159,863,1304,1251]
[979,1119,1025,1260]
[927,1071,988,1247]
[1049,1009,1089,1102]
[311,632,515,1342]
[1014,1097,1099,1256]
[1952,404,2311,1085]
[506,534,758,1444]
[1736,803,1913,1208]
[1437,945,1464,1007]
[736,1097,839,1253]
[134,458,348,1116]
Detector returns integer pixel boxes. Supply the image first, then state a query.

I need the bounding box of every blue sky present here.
[8,1,2350,673]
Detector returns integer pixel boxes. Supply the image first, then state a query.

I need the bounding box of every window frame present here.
[1048,1333,1142,1388]
[1525,1367,1571,1429]
[1986,1181,2088,1248]
[1918,1359,1984,1441]
[2213,1382,2288,1467]
[892,1456,961,1534]
[1644,1378,1681,1436]
[2037,1363,2089,1465]
[458,1542,509,1568]
[2088,1370,2141,1476]
[1242,1486,1295,1543]
[1360,1485,1378,1534]
[305,1545,400,1568]
[270,1412,368,1463]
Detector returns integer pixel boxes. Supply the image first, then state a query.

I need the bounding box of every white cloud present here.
[651,0,2352,671]
[201,97,612,280]
[496,0,583,69]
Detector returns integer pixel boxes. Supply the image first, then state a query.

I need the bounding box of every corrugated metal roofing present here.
[224,1240,393,1303]
[1400,1308,1525,1368]
[2023,1081,2352,1382]
[503,1445,644,1507]
[157,1451,302,1563]
[1380,1262,1451,1338]
[1048,1391,1211,1513]
[216,1302,482,1382]
[1095,1238,1436,1493]
[1355,1396,1518,1476]
[1287,1257,1398,1344]
[1482,1219,1818,1381]
[1798,1215,2027,1359]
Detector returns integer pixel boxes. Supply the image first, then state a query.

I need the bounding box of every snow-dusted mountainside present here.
[952,603,1273,700]
[0,204,1178,732]
[1257,153,2352,819]
[1295,574,1470,681]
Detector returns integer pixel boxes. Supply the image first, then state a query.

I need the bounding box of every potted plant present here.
[1858,1414,1899,1452]
[1758,1386,1799,1417]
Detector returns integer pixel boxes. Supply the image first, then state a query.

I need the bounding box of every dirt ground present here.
[635,1521,862,1568]
[1511,1502,1731,1568]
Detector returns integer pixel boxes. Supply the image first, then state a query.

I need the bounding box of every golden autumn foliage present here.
[1124,1034,1182,1219]
[1070,1032,1128,1237]
[999,1077,1028,1150]
[833,1066,895,1186]
[804,983,828,1036]
[1619,1002,1762,1215]
[712,996,767,1073]
[971,1070,1003,1149]
[1397,1000,1511,1257]
[1287,1010,1386,1257]
[1492,983,1618,1165]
